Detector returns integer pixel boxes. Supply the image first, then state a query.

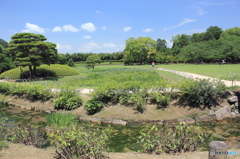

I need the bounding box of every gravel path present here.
[158,68,240,87]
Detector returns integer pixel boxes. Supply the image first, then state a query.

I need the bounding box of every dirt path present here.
[158,68,240,87]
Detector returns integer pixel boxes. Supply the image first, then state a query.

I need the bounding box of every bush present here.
[84,98,104,115]
[48,123,112,159]
[137,123,213,154]
[178,79,226,107]
[54,91,82,110]
[150,93,171,108]
[0,64,79,79]
[46,113,76,128]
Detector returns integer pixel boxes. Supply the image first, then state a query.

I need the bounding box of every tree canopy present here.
[8,33,58,78]
[85,54,101,69]
[124,37,156,65]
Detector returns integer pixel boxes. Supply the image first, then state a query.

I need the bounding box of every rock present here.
[89,118,102,124]
[223,90,235,97]
[180,118,196,124]
[214,105,231,120]
[79,116,89,121]
[209,141,228,159]
[227,96,238,102]
[102,119,112,124]
[112,119,127,126]
[231,112,237,116]
[45,110,52,114]
[209,110,215,115]
[20,105,26,109]
[195,115,210,122]
[34,108,40,112]
[25,106,34,110]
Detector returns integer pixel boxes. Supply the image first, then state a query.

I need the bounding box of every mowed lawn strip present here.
[156,64,240,81]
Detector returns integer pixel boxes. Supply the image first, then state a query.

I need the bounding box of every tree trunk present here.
[33,65,36,79]
[28,65,33,79]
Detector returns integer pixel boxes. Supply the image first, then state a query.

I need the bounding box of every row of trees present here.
[123,26,240,64]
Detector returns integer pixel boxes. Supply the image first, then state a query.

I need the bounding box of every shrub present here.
[54,91,82,110]
[48,123,112,159]
[8,124,48,148]
[137,123,213,154]
[46,113,76,128]
[84,98,104,115]
[0,64,79,79]
[150,93,171,108]
[178,78,226,107]
[0,140,9,151]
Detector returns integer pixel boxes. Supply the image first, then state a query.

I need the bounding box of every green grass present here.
[156,64,240,81]
[46,113,76,128]
[16,65,185,89]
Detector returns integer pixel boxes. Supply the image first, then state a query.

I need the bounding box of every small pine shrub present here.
[179,78,226,107]
[84,98,104,115]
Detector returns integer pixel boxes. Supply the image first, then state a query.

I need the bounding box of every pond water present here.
[0,103,240,152]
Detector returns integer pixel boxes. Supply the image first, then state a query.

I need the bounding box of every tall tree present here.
[0,38,8,48]
[220,27,240,39]
[171,34,190,56]
[204,26,223,41]
[0,45,15,73]
[8,33,58,79]
[156,38,167,52]
[124,37,156,65]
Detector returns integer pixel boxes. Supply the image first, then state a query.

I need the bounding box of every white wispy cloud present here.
[81,23,96,32]
[52,26,62,32]
[163,19,197,31]
[52,25,79,32]
[102,43,117,47]
[143,28,153,32]
[83,35,91,39]
[96,10,101,13]
[56,43,72,53]
[196,8,206,15]
[80,41,100,52]
[22,22,45,33]
[102,26,106,30]
[123,26,131,32]
[199,1,237,5]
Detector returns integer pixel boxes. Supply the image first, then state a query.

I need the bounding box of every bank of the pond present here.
[1,102,240,153]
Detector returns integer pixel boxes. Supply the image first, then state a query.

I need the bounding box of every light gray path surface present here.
[158,68,240,87]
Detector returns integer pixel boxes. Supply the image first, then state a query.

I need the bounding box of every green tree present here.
[0,45,15,73]
[67,58,75,67]
[171,34,190,56]
[0,38,8,48]
[204,26,223,41]
[8,33,58,79]
[57,54,67,64]
[220,27,240,39]
[85,54,101,69]
[124,37,156,65]
[156,38,167,52]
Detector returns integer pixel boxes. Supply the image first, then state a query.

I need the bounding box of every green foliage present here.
[0,82,53,100]
[67,58,75,67]
[150,93,171,107]
[124,37,156,65]
[0,64,79,79]
[178,79,226,107]
[8,33,58,79]
[85,54,101,69]
[84,98,104,115]
[8,124,47,148]
[0,48,16,74]
[46,113,76,128]
[137,123,213,154]
[0,140,9,151]
[54,91,82,110]
[48,123,112,159]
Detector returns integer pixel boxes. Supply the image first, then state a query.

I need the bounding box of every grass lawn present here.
[156,64,240,81]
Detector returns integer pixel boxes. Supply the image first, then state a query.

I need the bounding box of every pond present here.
[0,103,240,152]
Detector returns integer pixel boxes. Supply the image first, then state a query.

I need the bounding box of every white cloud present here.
[52,25,79,32]
[22,22,45,33]
[52,26,62,32]
[163,19,197,31]
[56,43,72,53]
[123,26,131,32]
[62,25,79,32]
[102,26,106,30]
[80,41,100,52]
[83,35,91,39]
[102,43,117,47]
[81,23,96,32]
[96,10,101,13]
[196,8,206,15]
[143,28,153,32]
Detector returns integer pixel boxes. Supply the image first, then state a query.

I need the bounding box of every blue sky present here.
[1,0,239,53]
